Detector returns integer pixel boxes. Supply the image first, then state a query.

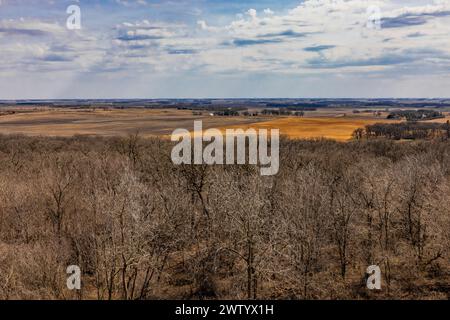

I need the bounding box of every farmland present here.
[0,106,418,141]
[0,108,268,137]
[217,116,400,141]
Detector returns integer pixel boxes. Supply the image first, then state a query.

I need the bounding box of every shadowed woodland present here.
[0,134,449,300]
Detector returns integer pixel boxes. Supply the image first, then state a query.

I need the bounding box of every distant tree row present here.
[387,109,444,121]
[353,121,450,140]
[211,110,240,116]
[261,108,305,116]
[266,104,317,111]
[192,109,306,117]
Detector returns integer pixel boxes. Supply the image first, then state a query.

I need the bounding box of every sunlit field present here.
[217,116,400,141]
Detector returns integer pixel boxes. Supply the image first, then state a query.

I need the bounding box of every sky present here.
[1,0,450,99]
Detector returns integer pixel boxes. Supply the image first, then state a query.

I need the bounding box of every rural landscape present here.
[0,99,450,300]
[2,99,450,140]
[1,0,450,303]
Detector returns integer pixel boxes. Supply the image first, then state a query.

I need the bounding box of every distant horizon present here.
[2,97,450,102]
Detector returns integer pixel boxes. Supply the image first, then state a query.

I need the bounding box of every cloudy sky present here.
[1,0,450,99]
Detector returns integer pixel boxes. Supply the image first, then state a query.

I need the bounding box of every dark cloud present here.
[259,30,308,38]
[230,38,282,47]
[40,54,73,62]
[117,34,164,41]
[382,16,427,28]
[304,45,335,52]
[227,30,309,47]
[407,32,425,38]
[167,49,197,55]
[382,11,450,28]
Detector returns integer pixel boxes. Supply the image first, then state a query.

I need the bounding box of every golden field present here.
[216,116,398,141]
[1,107,446,141]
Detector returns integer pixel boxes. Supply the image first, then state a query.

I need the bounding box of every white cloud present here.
[116,0,148,7]
[247,8,257,19]
[2,0,450,98]
[188,0,450,76]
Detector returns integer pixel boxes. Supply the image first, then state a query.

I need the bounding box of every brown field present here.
[1,107,446,141]
[0,108,271,137]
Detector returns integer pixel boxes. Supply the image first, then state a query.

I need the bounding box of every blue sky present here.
[1,0,450,99]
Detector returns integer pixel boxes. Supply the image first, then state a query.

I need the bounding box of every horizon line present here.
[2,98,450,102]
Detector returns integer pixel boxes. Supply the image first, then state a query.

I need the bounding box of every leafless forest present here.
[0,134,449,300]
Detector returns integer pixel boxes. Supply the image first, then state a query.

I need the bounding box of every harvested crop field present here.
[217,116,399,141]
[0,108,271,137]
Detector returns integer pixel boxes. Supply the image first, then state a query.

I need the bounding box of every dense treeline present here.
[354,122,450,140]
[265,104,317,111]
[387,109,444,121]
[262,109,305,116]
[0,134,449,300]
